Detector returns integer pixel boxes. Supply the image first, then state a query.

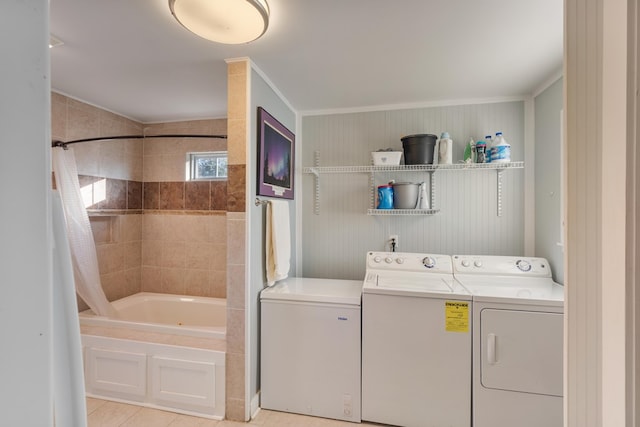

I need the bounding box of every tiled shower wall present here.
[141,121,228,299]
[51,93,229,309]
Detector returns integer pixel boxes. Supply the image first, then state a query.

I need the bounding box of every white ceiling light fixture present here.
[168,0,269,45]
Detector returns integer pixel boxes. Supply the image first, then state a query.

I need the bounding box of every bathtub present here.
[79,292,226,420]
[79,292,226,339]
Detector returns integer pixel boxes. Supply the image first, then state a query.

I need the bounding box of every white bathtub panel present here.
[149,356,216,410]
[85,348,146,399]
[82,335,225,419]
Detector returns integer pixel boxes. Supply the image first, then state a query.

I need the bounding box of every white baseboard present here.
[250,392,260,419]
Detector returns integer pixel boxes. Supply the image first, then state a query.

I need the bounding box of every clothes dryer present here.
[362,252,472,427]
[452,255,564,427]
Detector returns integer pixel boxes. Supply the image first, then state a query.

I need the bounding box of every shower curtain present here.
[52,147,115,317]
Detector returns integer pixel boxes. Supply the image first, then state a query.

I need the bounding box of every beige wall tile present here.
[227,60,248,76]
[182,215,210,243]
[124,138,143,156]
[99,140,126,179]
[141,266,162,292]
[161,267,186,294]
[73,143,100,177]
[111,243,126,273]
[209,215,228,242]
[109,215,122,242]
[120,214,142,242]
[101,270,126,301]
[225,398,246,422]
[90,217,112,244]
[142,240,162,266]
[227,73,247,121]
[210,270,227,298]
[161,241,186,268]
[211,244,227,271]
[227,218,246,265]
[163,215,187,242]
[226,308,245,354]
[67,101,101,141]
[124,241,142,269]
[123,151,143,182]
[226,352,245,400]
[124,267,141,295]
[143,138,164,156]
[226,119,247,166]
[51,94,67,141]
[162,137,186,155]
[189,138,227,153]
[162,154,188,182]
[143,154,163,182]
[184,269,210,297]
[142,214,164,241]
[185,242,214,269]
[226,264,245,310]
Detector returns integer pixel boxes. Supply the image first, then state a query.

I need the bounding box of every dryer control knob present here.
[461,260,470,267]
[385,257,393,264]
[396,257,404,264]
[373,256,382,263]
[422,257,436,269]
[516,259,532,272]
[474,260,483,268]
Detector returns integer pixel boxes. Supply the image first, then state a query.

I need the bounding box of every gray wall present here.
[534,78,564,283]
[0,1,53,424]
[300,101,526,280]
[248,68,297,402]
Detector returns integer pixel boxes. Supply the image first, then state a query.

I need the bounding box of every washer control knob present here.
[373,256,382,263]
[461,260,470,267]
[385,257,393,264]
[396,257,404,264]
[422,256,436,269]
[516,259,532,272]
[474,260,483,268]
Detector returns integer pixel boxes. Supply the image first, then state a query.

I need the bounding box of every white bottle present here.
[484,135,493,163]
[417,182,429,209]
[438,132,453,164]
[492,131,511,163]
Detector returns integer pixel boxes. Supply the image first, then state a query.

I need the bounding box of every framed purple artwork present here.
[257,107,295,200]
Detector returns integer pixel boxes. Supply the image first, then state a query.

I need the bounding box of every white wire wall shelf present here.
[367,208,440,216]
[302,150,524,216]
[302,161,524,175]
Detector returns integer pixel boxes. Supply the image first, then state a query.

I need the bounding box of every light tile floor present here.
[86,398,387,427]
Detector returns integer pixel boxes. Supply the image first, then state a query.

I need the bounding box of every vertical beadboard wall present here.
[301,101,525,280]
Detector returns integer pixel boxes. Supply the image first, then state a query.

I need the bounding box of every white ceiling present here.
[50,0,563,124]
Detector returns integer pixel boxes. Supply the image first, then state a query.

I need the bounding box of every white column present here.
[0,0,53,425]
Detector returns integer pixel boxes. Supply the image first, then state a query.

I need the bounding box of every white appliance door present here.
[362,293,471,427]
[480,308,563,396]
[261,300,361,422]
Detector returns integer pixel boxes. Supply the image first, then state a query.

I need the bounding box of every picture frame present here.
[257,107,295,200]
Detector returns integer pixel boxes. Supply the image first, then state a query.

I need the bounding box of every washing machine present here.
[362,252,472,427]
[260,277,363,422]
[452,255,564,427]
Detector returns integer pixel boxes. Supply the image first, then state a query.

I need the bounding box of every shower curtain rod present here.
[51,134,227,150]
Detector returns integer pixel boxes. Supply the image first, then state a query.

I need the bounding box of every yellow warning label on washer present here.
[445,301,469,332]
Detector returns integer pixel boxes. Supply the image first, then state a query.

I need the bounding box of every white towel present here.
[266,200,291,286]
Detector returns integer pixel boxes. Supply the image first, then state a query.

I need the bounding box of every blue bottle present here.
[377,185,394,209]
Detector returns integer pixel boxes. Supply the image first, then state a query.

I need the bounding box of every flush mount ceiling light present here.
[169,0,269,44]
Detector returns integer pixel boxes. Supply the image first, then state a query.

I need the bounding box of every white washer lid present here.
[363,272,471,300]
[260,277,363,306]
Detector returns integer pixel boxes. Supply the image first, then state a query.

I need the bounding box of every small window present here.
[187,151,228,180]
